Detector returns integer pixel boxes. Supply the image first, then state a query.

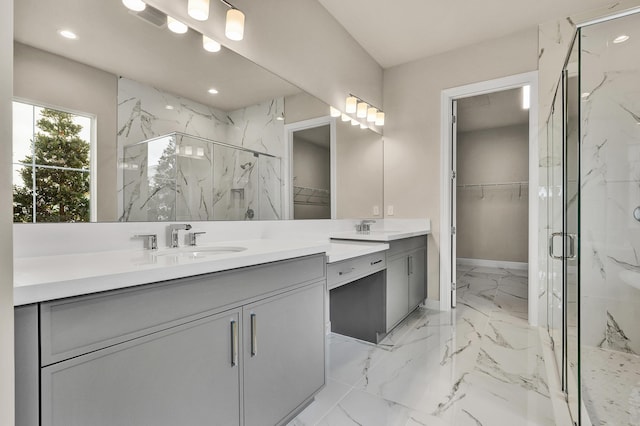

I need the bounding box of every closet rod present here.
[456,181,528,188]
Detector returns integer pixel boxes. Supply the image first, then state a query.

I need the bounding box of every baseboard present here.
[422,299,441,310]
[457,257,528,270]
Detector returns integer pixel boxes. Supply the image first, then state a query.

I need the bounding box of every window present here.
[12,101,93,223]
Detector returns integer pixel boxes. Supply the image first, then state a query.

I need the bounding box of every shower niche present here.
[121,132,282,222]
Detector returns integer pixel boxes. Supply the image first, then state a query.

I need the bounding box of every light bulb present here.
[330,106,341,118]
[122,0,146,12]
[167,16,188,34]
[188,0,209,21]
[356,102,368,118]
[375,112,385,126]
[345,96,357,113]
[203,35,221,52]
[225,9,245,41]
[341,114,350,122]
[367,107,377,122]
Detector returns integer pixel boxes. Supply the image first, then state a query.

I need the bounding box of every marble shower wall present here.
[580,13,640,355]
[118,78,284,221]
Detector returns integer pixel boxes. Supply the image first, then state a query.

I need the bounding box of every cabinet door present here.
[42,310,241,426]
[386,256,409,331]
[243,282,325,426]
[408,247,426,310]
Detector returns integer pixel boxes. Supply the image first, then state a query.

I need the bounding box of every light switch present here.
[373,205,380,216]
[387,205,394,216]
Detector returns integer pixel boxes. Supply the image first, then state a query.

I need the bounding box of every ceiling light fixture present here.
[522,85,530,110]
[345,96,358,113]
[122,0,146,12]
[225,8,245,41]
[58,29,78,40]
[203,35,222,52]
[208,88,219,94]
[613,34,630,44]
[167,16,188,34]
[375,112,385,126]
[330,106,341,118]
[188,0,210,21]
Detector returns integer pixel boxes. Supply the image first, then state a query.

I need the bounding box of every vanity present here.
[327,229,429,344]
[14,239,329,426]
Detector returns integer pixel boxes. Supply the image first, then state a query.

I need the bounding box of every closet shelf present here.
[293,185,330,206]
[456,181,528,189]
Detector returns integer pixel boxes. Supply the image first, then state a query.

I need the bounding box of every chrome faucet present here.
[356,220,376,234]
[168,224,192,248]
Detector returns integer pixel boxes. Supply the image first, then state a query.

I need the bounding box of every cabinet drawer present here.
[327,252,386,290]
[40,254,325,366]
[387,236,426,259]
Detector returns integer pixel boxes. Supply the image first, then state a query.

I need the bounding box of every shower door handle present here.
[549,232,577,260]
[549,232,564,260]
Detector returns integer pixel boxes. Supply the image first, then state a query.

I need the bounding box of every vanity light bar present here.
[344,94,385,126]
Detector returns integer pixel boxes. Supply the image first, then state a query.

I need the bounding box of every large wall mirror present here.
[12,0,383,223]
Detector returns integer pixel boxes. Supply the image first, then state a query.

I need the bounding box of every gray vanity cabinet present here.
[41,309,241,426]
[243,282,325,426]
[386,237,427,332]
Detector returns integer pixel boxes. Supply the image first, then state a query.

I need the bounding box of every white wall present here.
[456,125,529,262]
[13,43,119,222]
[0,0,14,422]
[383,28,539,300]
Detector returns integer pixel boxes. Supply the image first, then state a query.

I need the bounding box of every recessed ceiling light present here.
[58,30,78,40]
[165,105,175,110]
[613,34,630,44]
[122,0,146,12]
[167,16,188,34]
[208,88,219,95]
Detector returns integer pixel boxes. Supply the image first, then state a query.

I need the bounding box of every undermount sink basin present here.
[155,246,247,259]
[619,270,640,291]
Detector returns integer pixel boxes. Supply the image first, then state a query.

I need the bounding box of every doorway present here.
[453,88,530,314]
[284,117,337,220]
[440,72,539,325]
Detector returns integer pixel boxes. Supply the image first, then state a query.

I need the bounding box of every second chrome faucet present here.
[168,224,192,248]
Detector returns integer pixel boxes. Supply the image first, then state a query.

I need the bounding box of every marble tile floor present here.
[289,266,555,426]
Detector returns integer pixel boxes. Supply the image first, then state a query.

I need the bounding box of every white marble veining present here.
[13,239,329,306]
[117,78,284,221]
[290,267,555,425]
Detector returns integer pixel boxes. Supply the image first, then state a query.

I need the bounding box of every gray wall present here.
[293,137,331,219]
[14,43,119,222]
[0,0,14,422]
[456,125,529,263]
[382,27,538,300]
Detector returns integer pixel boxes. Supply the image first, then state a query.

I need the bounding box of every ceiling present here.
[318,0,614,68]
[457,88,529,133]
[14,0,301,111]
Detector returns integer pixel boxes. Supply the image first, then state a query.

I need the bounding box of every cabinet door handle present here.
[338,267,355,276]
[408,256,413,275]
[230,320,238,367]
[371,259,383,265]
[251,313,257,357]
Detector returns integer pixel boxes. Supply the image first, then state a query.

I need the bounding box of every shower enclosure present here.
[545,10,640,425]
[121,132,282,222]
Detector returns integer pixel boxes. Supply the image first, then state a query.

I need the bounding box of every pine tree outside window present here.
[12,101,94,223]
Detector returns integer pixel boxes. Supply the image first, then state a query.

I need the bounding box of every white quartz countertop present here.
[329,228,430,242]
[13,239,329,306]
[325,241,389,263]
